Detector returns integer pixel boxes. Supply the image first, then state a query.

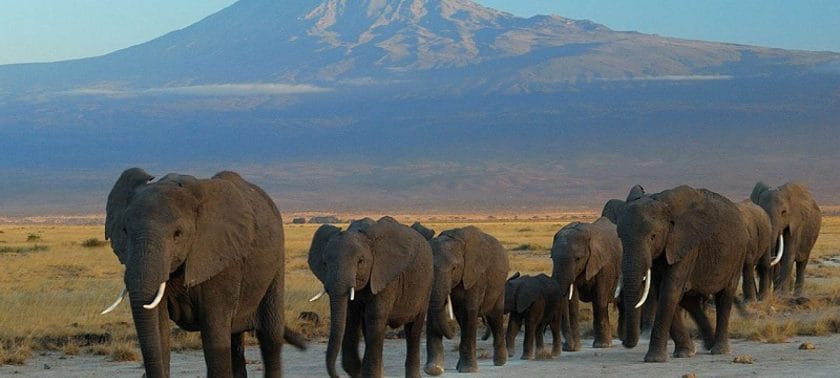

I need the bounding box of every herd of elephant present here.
[99,167,821,377]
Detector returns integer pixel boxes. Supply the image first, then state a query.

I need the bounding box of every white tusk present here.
[350,287,355,301]
[447,295,455,320]
[635,269,651,309]
[568,284,574,300]
[100,286,127,315]
[770,234,784,266]
[143,282,167,310]
[309,290,326,302]
[614,279,622,299]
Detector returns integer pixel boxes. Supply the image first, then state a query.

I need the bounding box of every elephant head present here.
[104,168,256,377]
[427,227,489,339]
[307,217,424,378]
[751,182,809,268]
[601,185,645,224]
[411,222,436,241]
[616,185,708,348]
[551,218,615,301]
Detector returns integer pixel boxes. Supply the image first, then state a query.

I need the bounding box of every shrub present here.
[512,243,544,251]
[26,233,41,242]
[81,238,108,248]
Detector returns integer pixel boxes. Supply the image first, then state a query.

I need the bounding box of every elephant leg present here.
[680,294,715,350]
[200,318,234,378]
[423,315,445,376]
[742,263,758,303]
[522,302,544,360]
[756,261,771,301]
[484,309,508,366]
[669,309,695,358]
[563,296,581,351]
[794,259,808,297]
[231,332,247,378]
[710,289,735,355]
[506,315,520,358]
[549,308,562,356]
[645,265,689,363]
[640,287,658,336]
[158,305,171,378]
[362,302,390,378]
[403,312,424,378]
[592,299,612,348]
[342,303,363,378]
[454,302,479,373]
[256,277,285,378]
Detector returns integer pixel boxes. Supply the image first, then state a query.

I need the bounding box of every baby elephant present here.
[504,272,563,360]
[551,217,622,350]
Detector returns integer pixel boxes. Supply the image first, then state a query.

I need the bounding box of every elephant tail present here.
[284,327,307,350]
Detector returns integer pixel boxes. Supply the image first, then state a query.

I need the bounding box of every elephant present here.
[103,168,304,378]
[424,226,509,375]
[410,222,436,241]
[551,217,622,351]
[736,200,775,302]
[503,272,563,360]
[750,182,822,297]
[307,216,433,378]
[617,185,749,362]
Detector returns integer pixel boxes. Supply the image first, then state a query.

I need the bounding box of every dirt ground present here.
[3,334,839,377]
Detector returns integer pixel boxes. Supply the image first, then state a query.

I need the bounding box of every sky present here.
[0,0,838,65]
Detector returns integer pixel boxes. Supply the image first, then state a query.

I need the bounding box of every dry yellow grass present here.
[1,214,839,364]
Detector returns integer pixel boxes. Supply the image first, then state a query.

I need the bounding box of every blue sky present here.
[1,0,838,65]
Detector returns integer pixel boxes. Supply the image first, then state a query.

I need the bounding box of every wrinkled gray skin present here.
[751,182,822,297]
[551,217,622,351]
[410,222,436,241]
[105,168,304,378]
[424,226,509,375]
[308,217,433,378]
[503,273,563,360]
[617,185,749,363]
[601,185,656,335]
[736,200,774,302]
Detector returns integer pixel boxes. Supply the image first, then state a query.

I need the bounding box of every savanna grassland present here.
[2,215,840,366]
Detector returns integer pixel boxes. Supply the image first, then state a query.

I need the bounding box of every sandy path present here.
[3,335,839,377]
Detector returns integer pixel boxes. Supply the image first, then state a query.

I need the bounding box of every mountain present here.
[1,0,839,216]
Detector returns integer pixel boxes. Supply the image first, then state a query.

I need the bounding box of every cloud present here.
[56,83,331,97]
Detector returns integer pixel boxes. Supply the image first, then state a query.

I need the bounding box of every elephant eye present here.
[122,227,127,235]
[650,233,656,240]
[173,229,183,239]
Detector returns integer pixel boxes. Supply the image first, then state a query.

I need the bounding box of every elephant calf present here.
[551,217,622,350]
[504,273,563,360]
[737,200,775,302]
[425,226,509,375]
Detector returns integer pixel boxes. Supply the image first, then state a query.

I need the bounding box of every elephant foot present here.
[673,346,696,358]
[552,345,562,356]
[520,352,535,361]
[644,350,669,363]
[424,363,444,376]
[562,341,581,352]
[593,339,612,348]
[710,342,730,355]
[456,358,478,373]
[493,352,507,366]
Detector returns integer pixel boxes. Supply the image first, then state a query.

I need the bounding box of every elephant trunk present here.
[551,257,577,301]
[129,294,166,378]
[621,272,644,348]
[326,294,348,378]
[428,271,455,339]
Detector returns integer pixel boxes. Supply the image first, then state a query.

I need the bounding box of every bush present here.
[512,243,544,251]
[81,238,108,248]
[26,234,41,242]
[292,218,307,224]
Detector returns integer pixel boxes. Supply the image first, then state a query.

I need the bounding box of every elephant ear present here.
[585,225,610,281]
[460,227,494,290]
[664,201,707,266]
[367,221,424,295]
[105,167,154,264]
[308,224,342,284]
[515,276,541,313]
[184,178,256,287]
[750,182,771,204]
[626,184,646,202]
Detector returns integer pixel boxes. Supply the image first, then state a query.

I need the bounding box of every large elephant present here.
[750,182,822,296]
[736,200,775,302]
[551,217,622,350]
[103,168,304,378]
[617,185,749,362]
[503,273,563,360]
[424,226,508,375]
[308,217,433,378]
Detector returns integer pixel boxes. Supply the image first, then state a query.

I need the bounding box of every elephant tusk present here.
[309,290,326,302]
[350,287,355,301]
[143,282,167,310]
[635,269,651,309]
[770,234,784,266]
[614,274,622,299]
[568,284,574,300]
[447,295,455,320]
[100,286,127,315]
